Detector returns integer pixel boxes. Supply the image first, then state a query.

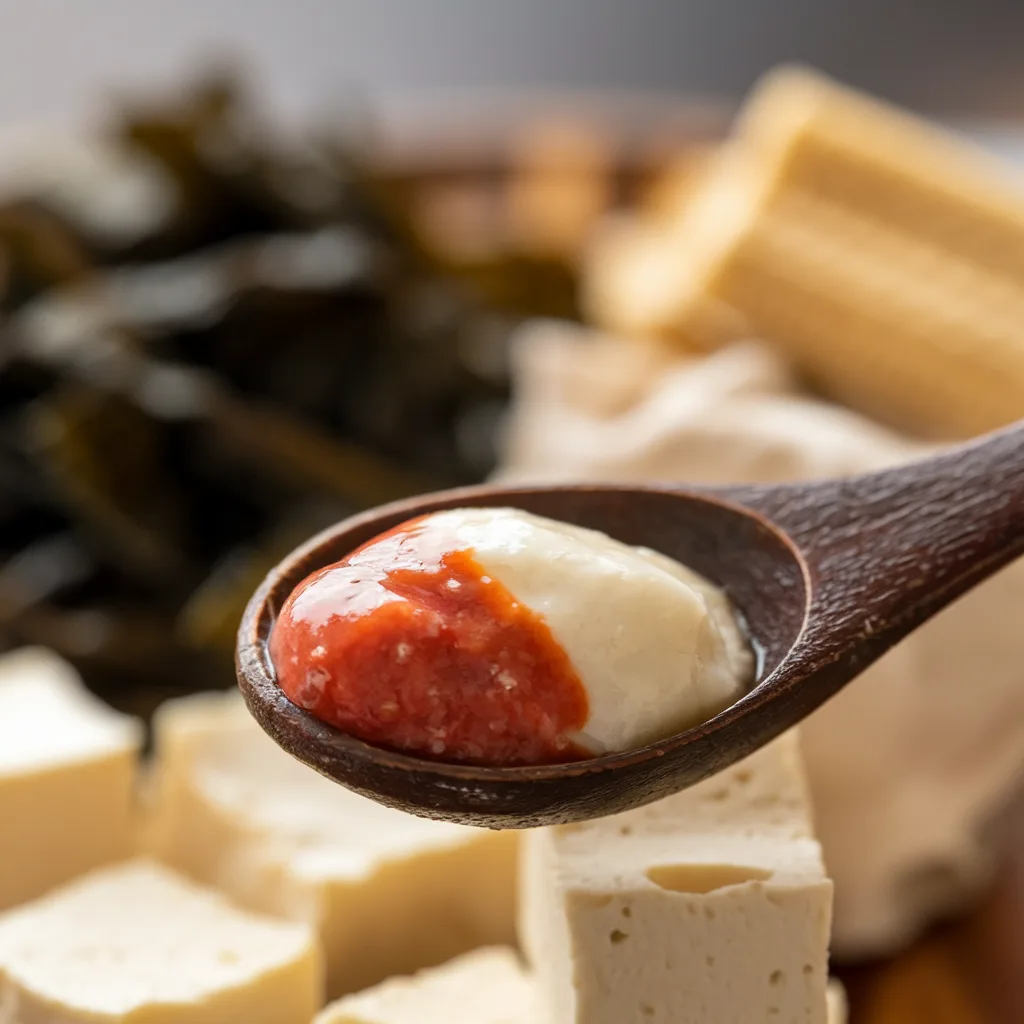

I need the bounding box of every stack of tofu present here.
[0,646,846,1022]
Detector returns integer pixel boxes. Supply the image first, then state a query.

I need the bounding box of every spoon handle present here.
[721,419,1024,672]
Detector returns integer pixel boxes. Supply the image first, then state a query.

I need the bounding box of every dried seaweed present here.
[0,74,544,705]
[0,71,699,707]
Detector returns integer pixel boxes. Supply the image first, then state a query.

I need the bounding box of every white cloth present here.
[496,320,1024,958]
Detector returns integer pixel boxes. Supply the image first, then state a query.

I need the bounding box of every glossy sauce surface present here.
[269,516,591,765]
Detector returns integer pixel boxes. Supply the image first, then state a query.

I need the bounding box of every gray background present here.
[1,0,1024,134]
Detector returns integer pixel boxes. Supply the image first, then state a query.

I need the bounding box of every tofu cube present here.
[0,860,321,1023]
[143,693,517,998]
[520,732,834,1023]
[0,647,142,910]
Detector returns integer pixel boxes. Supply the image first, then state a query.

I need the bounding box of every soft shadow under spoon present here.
[237,420,1024,829]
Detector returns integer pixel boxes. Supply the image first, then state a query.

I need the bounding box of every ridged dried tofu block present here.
[0,860,320,1024]
[735,67,1024,280]
[521,732,833,1024]
[315,947,534,1024]
[708,190,1024,435]
[0,647,142,911]
[143,692,516,998]
[588,66,1024,437]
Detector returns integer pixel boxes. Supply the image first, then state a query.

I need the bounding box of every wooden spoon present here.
[237,421,1024,829]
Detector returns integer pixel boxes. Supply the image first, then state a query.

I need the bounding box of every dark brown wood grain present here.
[237,420,1024,829]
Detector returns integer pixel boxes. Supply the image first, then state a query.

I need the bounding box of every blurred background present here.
[5,0,1024,128]
[0,4,1023,1022]
[4,0,1024,699]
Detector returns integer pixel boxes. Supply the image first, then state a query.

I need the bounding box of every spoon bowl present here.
[238,421,1024,828]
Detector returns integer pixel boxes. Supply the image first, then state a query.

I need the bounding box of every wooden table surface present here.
[838,793,1024,1023]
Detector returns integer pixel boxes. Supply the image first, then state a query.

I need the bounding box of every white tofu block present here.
[314,947,535,1024]
[521,732,834,1024]
[143,692,517,997]
[0,860,321,1023]
[0,647,143,910]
